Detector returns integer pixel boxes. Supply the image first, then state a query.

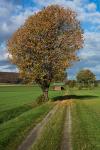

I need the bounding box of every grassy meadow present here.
[0,84,100,150]
[0,85,62,150]
[71,87,100,150]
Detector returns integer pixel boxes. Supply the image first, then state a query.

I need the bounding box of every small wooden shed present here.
[53,85,61,91]
[52,85,65,91]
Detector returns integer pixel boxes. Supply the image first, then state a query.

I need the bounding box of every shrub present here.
[36,95,46,104]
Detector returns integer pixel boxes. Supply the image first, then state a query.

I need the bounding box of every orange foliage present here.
[7,5,84,90]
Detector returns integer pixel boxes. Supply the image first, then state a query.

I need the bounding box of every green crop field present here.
[0,84,100,150]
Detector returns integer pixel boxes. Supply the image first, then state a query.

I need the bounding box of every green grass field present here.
[0,85,42,112]
[71,87,100,150]
[0,85,63,150]
[0,84,100,150]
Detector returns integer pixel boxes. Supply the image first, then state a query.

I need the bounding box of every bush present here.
[36,95,46,104]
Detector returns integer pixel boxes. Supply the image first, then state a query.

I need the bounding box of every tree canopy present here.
[7,5,84,100]
[76,69,96,88]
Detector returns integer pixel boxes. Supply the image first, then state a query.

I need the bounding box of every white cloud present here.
[33,0,81,6]
[0,1,13,17]
[33,0,82,11]
[78,32,100,60]
[0,43,8,61]
[86,3,97,12]
[87,12,100,24]
[1,23,9,33]
[11,8,37,27]
[84,65,100,73]
[77,10,100,26]
[79,51,97,59]
[0,64,18,72]
[0,6,39,42]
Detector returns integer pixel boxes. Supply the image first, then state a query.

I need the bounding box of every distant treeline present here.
[0,72,21,83]
[65,79,100,88]
[0,72,100,85]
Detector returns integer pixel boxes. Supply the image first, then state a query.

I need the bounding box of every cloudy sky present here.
[0,0,100,79]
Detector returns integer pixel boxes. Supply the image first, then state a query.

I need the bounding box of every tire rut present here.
[17,103,59,150]
[61,101,72,150]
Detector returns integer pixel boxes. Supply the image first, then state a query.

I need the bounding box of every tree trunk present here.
[43,88,49,101]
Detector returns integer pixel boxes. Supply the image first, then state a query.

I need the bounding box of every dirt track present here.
[17,101,72,150]
[17,103,59,150]
[61,101,72,150]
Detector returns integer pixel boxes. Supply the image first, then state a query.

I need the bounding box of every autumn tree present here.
[76,69,96,88]
[7,5,84,100]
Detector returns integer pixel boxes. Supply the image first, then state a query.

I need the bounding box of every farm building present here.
[51,83,65,91]
[52,86,65,91]
[0,72,20,83]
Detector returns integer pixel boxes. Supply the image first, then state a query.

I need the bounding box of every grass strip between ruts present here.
[31,102,67,150]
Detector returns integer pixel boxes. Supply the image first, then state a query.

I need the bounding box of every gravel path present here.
[17,103,59,150]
